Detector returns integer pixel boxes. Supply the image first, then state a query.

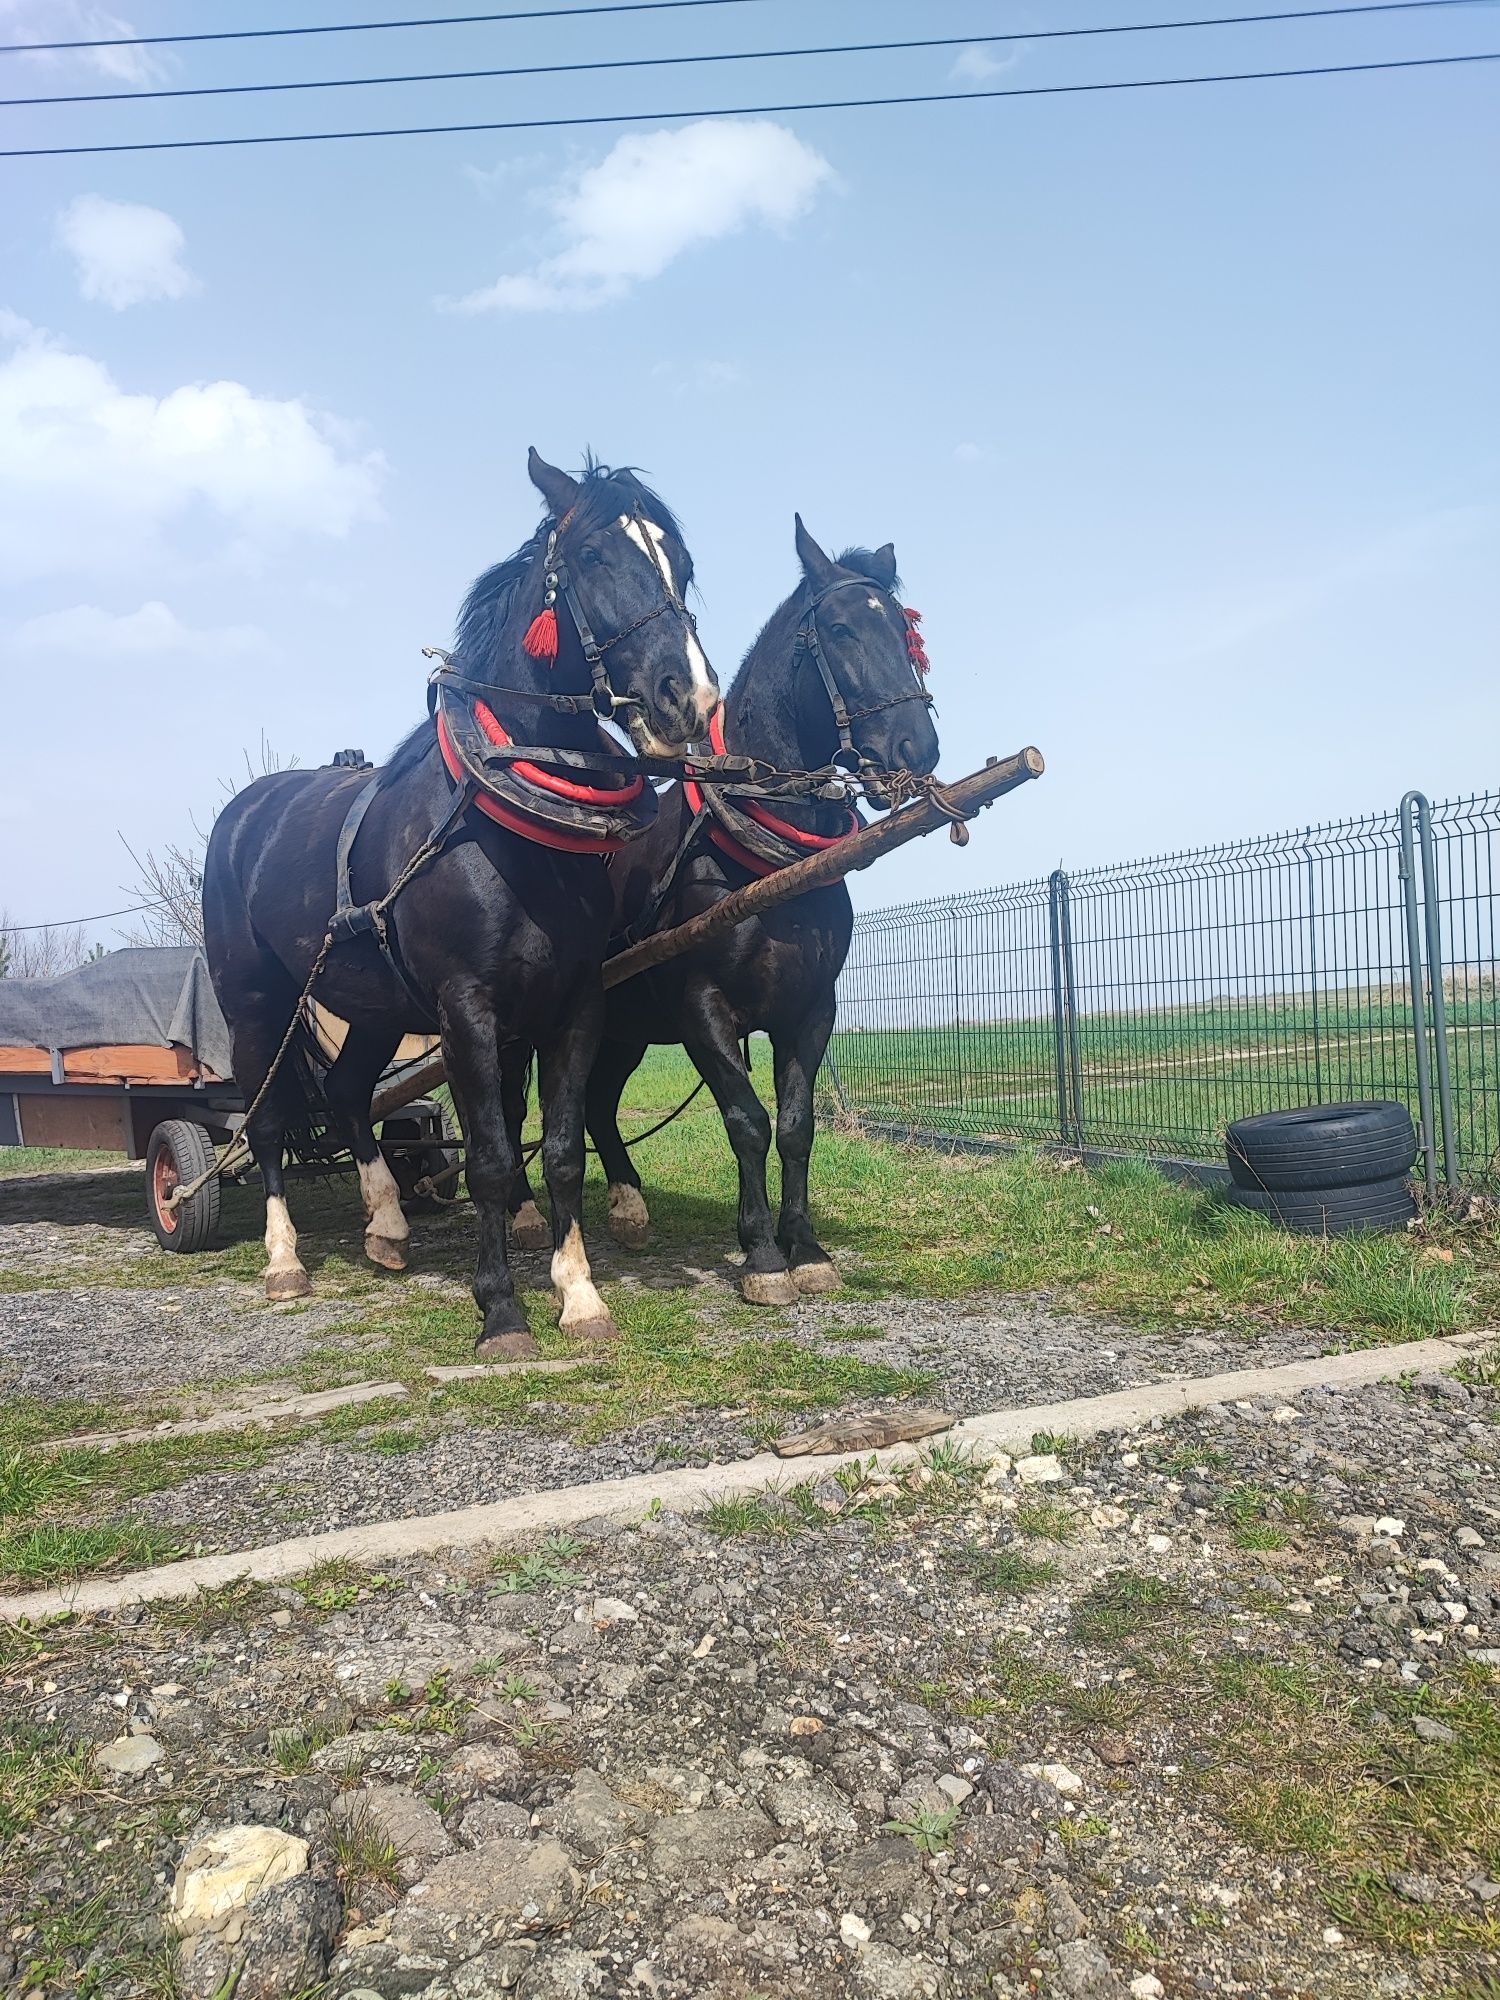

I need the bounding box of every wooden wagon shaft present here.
[368,746,1043,1123]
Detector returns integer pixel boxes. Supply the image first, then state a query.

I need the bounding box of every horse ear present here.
[794,513,837,588]
[528,447,580,520]
[868,542,898,588]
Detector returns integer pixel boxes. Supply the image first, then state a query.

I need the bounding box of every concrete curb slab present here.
[3,1331,1491,1624]
[51,1380,411,1452]
[39,1359,598,1452]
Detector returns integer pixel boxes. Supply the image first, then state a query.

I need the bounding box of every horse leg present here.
[585,1035,652,1248]
[502,1049,550,1253]
[322,1024,408,1273]
[441,988,538,1359]
[681,983,797,1307]
[226,985,314,1302]
[773,997,842,1294]
[537,991,618,1345]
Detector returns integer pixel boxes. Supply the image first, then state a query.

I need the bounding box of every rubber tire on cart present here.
[381,1106,455,1212]
[1226,1174,1417,1237]
[1226,1100,1417,1192]
[145,1119,222,1254]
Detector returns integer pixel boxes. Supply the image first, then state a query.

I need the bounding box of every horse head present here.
[525,450,718,756]
[791,516,940,785]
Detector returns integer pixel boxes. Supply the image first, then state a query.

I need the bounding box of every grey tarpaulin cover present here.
[0,947,233,1080]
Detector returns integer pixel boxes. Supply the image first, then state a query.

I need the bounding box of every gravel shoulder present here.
[5,1360,1499,1998]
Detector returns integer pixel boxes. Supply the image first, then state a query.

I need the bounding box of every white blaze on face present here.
[621,512,716,720]
[867,596,886,612]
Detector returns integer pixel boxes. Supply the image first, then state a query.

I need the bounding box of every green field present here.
[826,989,1500,1182]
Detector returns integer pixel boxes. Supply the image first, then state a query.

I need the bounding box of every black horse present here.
[202,451,718,1357]
[511,518,940,1302]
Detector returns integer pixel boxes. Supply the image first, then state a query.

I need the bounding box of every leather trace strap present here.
[329,768,476,1025]
[683,708,860,879]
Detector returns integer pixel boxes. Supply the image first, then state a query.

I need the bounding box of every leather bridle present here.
[793,575,935,774]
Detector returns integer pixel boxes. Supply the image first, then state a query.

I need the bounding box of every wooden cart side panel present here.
[0,1044,214,1086]
[16,1094,133,1153]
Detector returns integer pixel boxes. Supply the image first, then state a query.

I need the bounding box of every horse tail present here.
[281,1013,337,1168]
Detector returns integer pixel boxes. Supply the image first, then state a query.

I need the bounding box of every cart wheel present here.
[145,1119,222,1253]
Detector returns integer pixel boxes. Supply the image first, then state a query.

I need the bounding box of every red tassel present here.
[522,607,559,660]
[903,606,923,625]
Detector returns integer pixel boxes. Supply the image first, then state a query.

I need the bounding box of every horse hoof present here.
[740,1269,800,1307]
[265,1266,312,1302]
[365,1235,409,1272]
[475,1330,542,1361]
[562,1314,620,1347]
[607,1185,651,1249]
[510,1202,550,1252]
[792,1258,842,1295]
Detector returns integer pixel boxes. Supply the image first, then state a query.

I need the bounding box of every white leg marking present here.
[607,1182,651,1242]
[263,1194,310,1297]
[551,1220,611,1333]
[357,1155,410,1248]
[265,1195,300,1270]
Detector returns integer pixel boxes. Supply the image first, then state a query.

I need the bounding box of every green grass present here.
[822,989,1499,1172]
[961,1543,1059,1596]
[1071,1571,1182,1646]
[1201,1657,1500,1952]
[1234,1522,1290,1551]
[269,1716,348,1774]
[1014,1498,1078,1542]
[0,1717,98,1858]
[0,1145,125,1178]
[0,1518,181,1585]
[0,1449,91,1522]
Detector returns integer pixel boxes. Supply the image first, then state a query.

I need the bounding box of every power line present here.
[3,900,170,933]
[1,2,1468,109]
[1,50,1493,157]
[3,0,781,57]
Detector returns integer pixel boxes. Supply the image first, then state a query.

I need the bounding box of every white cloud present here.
[0,1,167,85]
[0,317,385,583]
[462,153,551,201]
[57,195,198,309]
[446,119,834,314]
[950,44,1022,86]
[650,357,744,395]
[10,600,272,663]
[953,441,984,464]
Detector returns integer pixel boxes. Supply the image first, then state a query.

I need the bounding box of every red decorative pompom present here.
[903,605,923,624]
[522,607,559,660]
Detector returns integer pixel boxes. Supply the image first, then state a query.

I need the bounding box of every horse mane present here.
[733,542,904,694]
[835,546,903,592]
[384,456,688,775]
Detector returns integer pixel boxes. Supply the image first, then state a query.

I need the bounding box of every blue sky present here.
[1,0,1496,938]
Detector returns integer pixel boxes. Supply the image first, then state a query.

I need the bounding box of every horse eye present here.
[581,545,605,567]
[829,622,854,641]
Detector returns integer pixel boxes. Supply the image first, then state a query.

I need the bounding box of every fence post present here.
[1399,793,1440,1199]
[1302,845,1324,1101]
[1048,869,1085,1150]
[1415,794,1459,1187]
[1048,870,1071,1144]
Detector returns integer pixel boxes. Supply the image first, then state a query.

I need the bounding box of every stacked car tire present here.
[1224,1100,1418,1236]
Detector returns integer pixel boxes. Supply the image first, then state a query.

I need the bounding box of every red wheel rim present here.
[152,1146,180,1233]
